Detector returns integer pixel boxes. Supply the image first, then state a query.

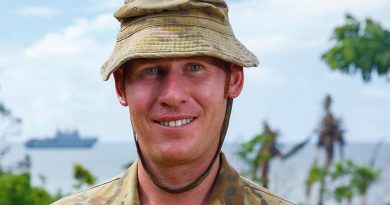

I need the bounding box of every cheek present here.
[125,86,155,126]
[192,74,226,99]
[194,80,227,120]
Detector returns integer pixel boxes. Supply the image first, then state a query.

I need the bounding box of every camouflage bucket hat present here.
[101,0,259,80]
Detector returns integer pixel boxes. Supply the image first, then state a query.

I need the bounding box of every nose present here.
[158,71,189,108]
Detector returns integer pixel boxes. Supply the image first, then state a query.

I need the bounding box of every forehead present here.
[126,56,230,69]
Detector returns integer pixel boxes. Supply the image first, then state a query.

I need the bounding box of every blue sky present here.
[0,0,389,143]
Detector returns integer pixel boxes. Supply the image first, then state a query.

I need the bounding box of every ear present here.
[227,64,244,99]
[113,67,128,106]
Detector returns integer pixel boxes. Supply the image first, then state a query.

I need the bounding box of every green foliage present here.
[305,159,381,204]
[31,187,56,205]
[238,121,308,188]
[0,172,55,205]
[0,173,33,205]
[333,185,353,202]
[322,14,390,81]
[238,133,273,165]
[330,160,380,196]
[331,160,380,203]
[0,85,58,205]
[73,164,97,189]
[305,165,327,186]
[237,122,280,183]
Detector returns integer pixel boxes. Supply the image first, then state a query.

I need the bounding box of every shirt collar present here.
[125,152,244,204]
[207,153,245,204]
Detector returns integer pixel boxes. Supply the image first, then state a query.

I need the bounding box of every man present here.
[53,0,294,204]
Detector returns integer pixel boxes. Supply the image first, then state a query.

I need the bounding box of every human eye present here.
[143,66,159,76]
[188,63,203,72]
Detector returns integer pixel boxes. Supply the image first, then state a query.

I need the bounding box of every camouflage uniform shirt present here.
[52,153,294,205]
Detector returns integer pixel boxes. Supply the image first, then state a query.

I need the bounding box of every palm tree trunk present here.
[306,149,320,204]
[318,145,333,205]
[360,193,367,205]
[339,143,345,162]
[262,160,270,188]
[317,163,328,205]
[252,161,259,181]
[348,197,352,205]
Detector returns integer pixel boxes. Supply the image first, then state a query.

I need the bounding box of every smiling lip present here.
[154,117,195,127]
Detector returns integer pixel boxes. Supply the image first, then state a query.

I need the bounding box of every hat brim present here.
[101,25,259,80]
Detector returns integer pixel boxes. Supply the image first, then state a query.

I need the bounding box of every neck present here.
[137,155,221,205]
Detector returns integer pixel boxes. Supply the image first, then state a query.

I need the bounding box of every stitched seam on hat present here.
[112,50,252,68]
[102,50,255,79]
[116,0,192,20]
[117,24,233,42]
[122,15,226,32]
[121,10,228,31]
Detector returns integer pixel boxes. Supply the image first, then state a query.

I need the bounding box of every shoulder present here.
[51,160,140,205]
[240,176,295,205]
[51,174,124,205]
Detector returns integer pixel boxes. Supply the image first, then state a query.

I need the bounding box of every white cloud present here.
[1,13,126,141]
[17,6,58,18]
[24,14,116,59]
[229,0,390,56]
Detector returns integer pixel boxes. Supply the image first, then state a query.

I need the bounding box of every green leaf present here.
[73,164,97,189]
[322,14,390,82]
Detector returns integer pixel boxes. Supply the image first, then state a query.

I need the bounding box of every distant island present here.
[25,130,98,149]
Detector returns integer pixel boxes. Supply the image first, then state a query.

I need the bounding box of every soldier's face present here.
[114,56,243,166]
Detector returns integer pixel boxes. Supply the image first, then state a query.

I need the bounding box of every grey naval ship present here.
[25,130,97,148]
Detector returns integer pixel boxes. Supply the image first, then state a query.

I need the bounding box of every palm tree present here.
[306,95,345,205]
[0,86,22,171]
[238,121,310,188]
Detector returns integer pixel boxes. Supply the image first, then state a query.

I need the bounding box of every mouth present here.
[156,118,195,127]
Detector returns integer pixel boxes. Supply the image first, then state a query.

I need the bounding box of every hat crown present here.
[114,0,229,23]
[101,0,259,81]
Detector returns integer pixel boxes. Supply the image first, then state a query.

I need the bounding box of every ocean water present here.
[1,142,389,204]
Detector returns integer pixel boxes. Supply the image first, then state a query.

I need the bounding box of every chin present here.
[155,145,200,164]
